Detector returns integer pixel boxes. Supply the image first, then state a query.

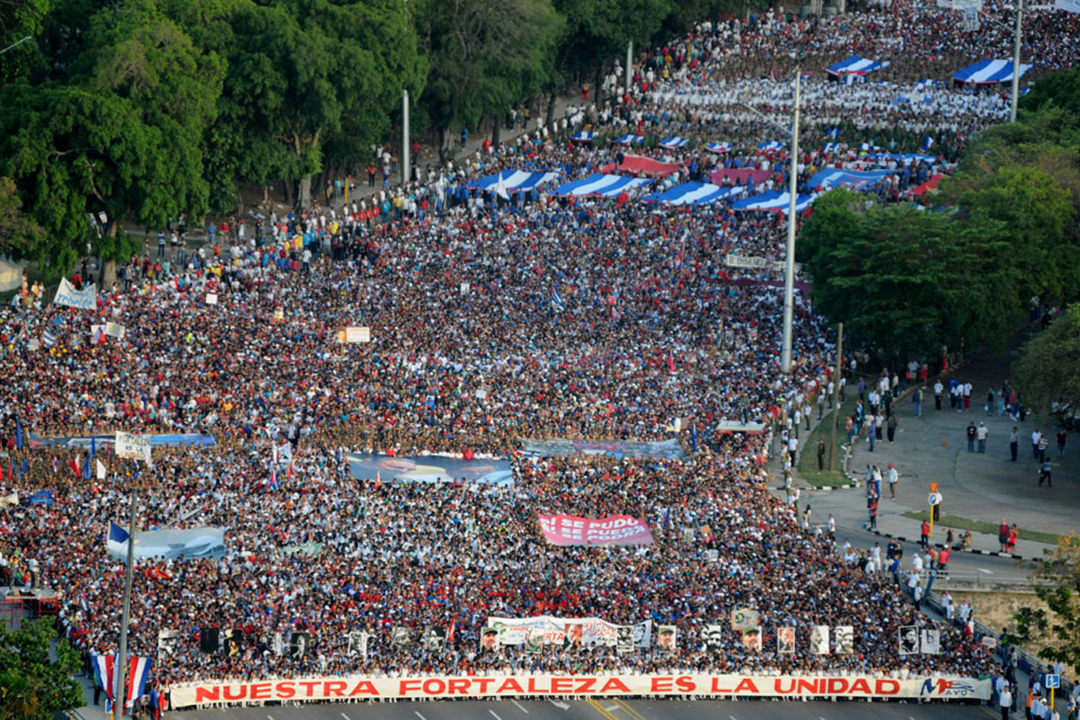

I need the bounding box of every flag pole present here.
[781,68,801,374]
[1010,0,1023,123]
[115,488,138,716]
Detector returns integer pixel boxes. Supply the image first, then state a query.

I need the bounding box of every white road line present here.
[342,714,353,720]
[605,706,620,712]
[415,712,429,720]
[491,711,506,720]
[978,568,995,574]
[511,699,530,713]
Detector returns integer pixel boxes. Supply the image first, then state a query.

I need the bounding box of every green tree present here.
[1015,303,1080,417]
[1011,533,1080,676]
[222,0,425,209]
[417,0,562,155]
[798,190,1020,362]
[0,176,42,259]
[0,617,82,720]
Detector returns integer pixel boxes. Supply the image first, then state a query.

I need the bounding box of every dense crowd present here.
[4,0,1076,709]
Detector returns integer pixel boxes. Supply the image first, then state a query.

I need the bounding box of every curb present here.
[865,526,1026,560]
[807,481,861,492]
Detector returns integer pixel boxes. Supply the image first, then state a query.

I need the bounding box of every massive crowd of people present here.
[3,0,1077,712]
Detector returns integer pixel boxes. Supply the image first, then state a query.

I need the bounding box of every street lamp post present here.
[1010,0,1024,123]
[0,36,31,56]
[781,70,802,374]
[114,489,138,718]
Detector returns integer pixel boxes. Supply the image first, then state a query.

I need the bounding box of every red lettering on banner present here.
[275,682,296,699]
[526,678,550,694]
[299,681,320,698]
[849,679,871,695]
[652,677,674,692]
[774,678,796,694]
[710,678,733,693]
[876,679,900,695]
[675,676,696,693]
[422,679,446,696]
[551,678,574,694]
[194,686,221,703]
[575,678,596,694]
[447,679,472,695]
[599,678,632,693]
[476,678,494,694]
[324,681,348,697]
[797,679,820,694]
[400,679,423,695]
[733,678,759,694]
[827,679,849,694]
[222,686,247,701]
[348,681,379,697]
[249,683,272,700]
[497,678,524,694]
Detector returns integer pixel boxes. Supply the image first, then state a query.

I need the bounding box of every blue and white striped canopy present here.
[757,141,786,152]
[641,182,744,206]
[951,59,1031,84]
[730,191,815,214]
[468,170,560,192]
[570,131,596,141]
[614,134,645,145]
[706,142,732,153]
[826,55,890,76]
[659,137,689,148]
[552,174,650,197]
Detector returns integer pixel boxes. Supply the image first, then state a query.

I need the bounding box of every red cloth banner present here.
[537,514,654,546]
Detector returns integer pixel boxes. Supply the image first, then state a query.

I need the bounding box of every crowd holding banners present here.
[3,3,1076,712]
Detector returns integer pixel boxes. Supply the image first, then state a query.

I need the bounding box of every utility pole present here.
[829,322,844,472]
[402,89,411,186]
[114,490,138,717]
[780,70,802,374]
[625,41,633,97]
[1010,0,1023,123]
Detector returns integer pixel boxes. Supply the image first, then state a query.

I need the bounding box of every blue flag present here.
[15,417,22,450]
[921,135,934,152]
[690,424,698,453]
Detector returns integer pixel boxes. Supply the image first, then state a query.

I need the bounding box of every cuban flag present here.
[91,654,115,702]
[42,329,56,348]
[80,592,91,614]
[83,437,96,480]
[267,446,281,490]
[921,135,934,152]
[124,656,153,704]
[51,454,59,475]
[825,128,840,139]
[550,287,564,312]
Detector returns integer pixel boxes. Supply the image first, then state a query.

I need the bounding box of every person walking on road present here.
[816,440,826,471]
[913,387,922,416]
[887,412,898,442]
[1032,429,1043,459]
[967,421,977,452]
[999,519,1010,552]
[1039,457,1053,487]
[999,684,1012,720]
[887,463,898,499]
[934,379,944,411]
[1010,427,1019,461]
[1056,429,1067,458]
[977,422,989,453]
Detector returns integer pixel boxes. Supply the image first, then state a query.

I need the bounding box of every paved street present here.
[76,697,997,720]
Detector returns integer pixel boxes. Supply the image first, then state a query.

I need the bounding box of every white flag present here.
[96,459,107,480]
[1055,0,1080,13]
[496,172,510,201]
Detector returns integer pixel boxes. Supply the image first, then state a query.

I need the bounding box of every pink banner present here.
[538,514,654,546]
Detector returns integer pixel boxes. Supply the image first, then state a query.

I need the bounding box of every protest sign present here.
[537,514,654,546]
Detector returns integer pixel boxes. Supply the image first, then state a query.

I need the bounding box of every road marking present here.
[491,711,505,720]
[605,706,619,712]
[511,699,529,714]
[415,713,428,720]
[978,568,995,574]
[549,700,570,710]
[587,698,620,720]
[342,714,352,720]
[612,698,647,720]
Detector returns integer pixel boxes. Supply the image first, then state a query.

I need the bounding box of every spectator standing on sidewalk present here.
[887,412,898,442]
[1056,429,1067,458]
[913,386,922,416]
[999,684,1012,720]
[967,421,977,452]
[887,464,898,498]
[934,379,944,410]
[999,519,1010,552]
[816,440,826,471]
[1010,427,1020,461]
[978,422,989,453]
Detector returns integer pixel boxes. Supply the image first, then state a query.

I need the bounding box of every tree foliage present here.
[798,189,1021,361]
[1015,304,1080,417]
[0,617,82,720]
[1011,532,1080,675]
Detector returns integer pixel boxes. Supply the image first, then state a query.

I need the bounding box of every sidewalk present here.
[769,345,1076,561]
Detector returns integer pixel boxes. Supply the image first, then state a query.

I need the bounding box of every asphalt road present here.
[155,697,998,720]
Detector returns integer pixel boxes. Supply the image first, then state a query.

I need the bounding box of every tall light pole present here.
[780,70,802,374]
[114,489,138,717]
[625,41,633,97]
[402,89,411,186]
[1010,0,1024,123]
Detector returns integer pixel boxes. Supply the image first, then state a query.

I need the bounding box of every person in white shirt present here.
[998,685,1012,720]
[934,379,945,410]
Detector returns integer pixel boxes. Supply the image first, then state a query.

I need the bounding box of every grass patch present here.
[901,511,1064,546]
[796,395,858,488]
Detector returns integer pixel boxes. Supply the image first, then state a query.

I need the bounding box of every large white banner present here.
[1056,0,1080,13]
[52,278,98,311]
[171,673,990,708]
[115,431,151,462]
[724,253,801,274]
[487,617,652,649]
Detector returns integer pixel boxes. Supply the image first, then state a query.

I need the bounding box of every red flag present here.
[375,471,381,491]
[446,621,455,644]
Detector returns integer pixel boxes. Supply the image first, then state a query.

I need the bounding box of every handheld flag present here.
[96,459,107,480]
[52,454,58,475]
[825,128,840,139]
[15,417,22,450]
[375,471,382,491]
[495,172,510,201]
[550,287,564,312]
[921,135,934,152]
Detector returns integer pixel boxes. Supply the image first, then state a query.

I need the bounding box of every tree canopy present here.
[0,617,83,720]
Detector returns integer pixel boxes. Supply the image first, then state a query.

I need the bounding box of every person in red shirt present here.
[920,520,931,548]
